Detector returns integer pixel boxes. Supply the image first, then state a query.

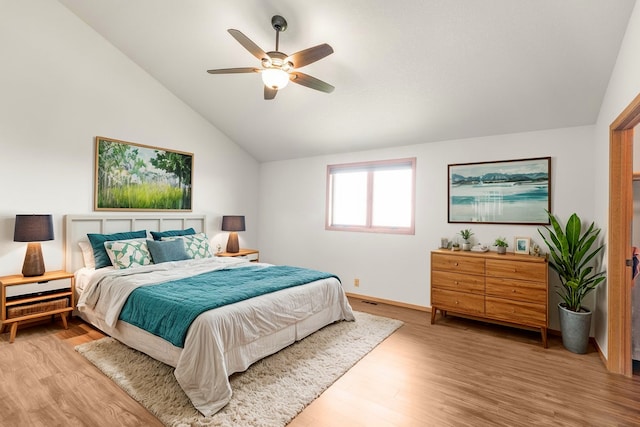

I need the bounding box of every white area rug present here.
[75,311,402,427]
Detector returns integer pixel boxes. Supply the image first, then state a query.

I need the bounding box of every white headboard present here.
[64,214,207,272]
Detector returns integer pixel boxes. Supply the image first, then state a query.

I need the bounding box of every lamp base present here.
[22,242,45,277]
[226,232,240,253]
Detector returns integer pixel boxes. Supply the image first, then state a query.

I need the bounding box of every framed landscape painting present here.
[94,136,193,211]
[448,157,550,224]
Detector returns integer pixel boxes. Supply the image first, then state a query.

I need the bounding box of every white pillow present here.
[78,241,95,269]
[104,239,152,269]
[162,232,213,259]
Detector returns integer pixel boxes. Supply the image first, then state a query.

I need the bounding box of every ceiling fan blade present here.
[264,86,278,100]
[289,72,334,93]
[286,43,334,68]
[207,67,260,74]
[228,29,269,61]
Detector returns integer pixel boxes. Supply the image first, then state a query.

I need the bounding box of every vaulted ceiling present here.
[58,0,636,162]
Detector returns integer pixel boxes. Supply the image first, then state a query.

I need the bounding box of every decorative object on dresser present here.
[448,157,551,225]
[430,249,549,347]
[13,214,54,277]
[221,215,245,253]
[459,229,474,251]
[514,237,531,255]
[494,237,509,254]
[538,211,605,354]
[0,270,75,343]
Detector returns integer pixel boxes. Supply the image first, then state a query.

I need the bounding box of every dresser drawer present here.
[485,296,546,327]
[486,259,546,282]
[485,277,546,304]
[432,288,484,316]
[432,270,484,294]
[432,253,485,275]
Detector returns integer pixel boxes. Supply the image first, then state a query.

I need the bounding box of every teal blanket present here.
[118,265,338,348]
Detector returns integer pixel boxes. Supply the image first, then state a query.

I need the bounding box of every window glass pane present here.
[372,169,412,227]
[332,171,367,226]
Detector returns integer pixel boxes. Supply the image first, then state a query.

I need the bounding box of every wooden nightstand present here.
[0,270,75,343]
[216,248,259,262]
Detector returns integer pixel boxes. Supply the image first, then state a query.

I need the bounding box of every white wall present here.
[259,125,596,331]
[592,1,640,357]
[0,1,259,277]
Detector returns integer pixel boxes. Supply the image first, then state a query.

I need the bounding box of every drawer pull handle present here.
[454,281,459,285]
[512,289,517,293]
[455,300,459,305]
[454,262,459,266]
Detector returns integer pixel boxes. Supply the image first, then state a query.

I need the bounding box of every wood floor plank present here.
[1,299,639,426]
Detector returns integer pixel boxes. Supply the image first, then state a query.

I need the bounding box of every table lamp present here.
[14,214,54,277]
[221,215,245,253]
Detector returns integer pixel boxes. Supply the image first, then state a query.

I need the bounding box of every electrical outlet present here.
[354,278,360,287]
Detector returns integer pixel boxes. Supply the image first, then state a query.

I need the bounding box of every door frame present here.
[609,92,640,376]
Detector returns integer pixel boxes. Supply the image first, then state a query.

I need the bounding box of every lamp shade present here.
[221,215,246,232]
[261,68,289,90]
[14,214,54,242]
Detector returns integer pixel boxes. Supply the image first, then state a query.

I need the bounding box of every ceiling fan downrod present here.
[271,15,287,52]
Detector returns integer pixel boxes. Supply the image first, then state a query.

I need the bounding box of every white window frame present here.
[325,157,416,234]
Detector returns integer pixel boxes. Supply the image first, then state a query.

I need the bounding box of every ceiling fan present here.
[207,15,334,100]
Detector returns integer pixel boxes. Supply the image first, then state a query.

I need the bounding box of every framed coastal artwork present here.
[448,157,550,224]
[94,136,193,211]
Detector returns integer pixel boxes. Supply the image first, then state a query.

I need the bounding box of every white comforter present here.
[76,258,355,415]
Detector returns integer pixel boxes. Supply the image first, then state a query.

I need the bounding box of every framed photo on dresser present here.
[514,237,531,255]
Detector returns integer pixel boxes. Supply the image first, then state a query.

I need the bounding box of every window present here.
[326,158,416,234]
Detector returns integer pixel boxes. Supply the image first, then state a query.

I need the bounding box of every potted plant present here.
[494,237,508,254]
[538,211,605,354]
[451,242,460,251]
[459,229,474,251]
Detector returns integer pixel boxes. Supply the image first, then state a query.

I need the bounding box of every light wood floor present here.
[1,298,639,426]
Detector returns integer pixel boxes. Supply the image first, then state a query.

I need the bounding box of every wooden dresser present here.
[430,249,549,347]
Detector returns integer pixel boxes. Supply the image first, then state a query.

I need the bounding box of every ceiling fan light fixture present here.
[262,68,289,89]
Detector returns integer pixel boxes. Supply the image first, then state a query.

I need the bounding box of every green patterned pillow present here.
[162,233,212,259]
[104,239,152,269]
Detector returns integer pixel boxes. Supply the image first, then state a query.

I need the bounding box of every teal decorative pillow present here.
[162,232,212,259]
[147,239,190,263]
[87,230,147,269]
[104,239,152,269]
[150,228,196,241]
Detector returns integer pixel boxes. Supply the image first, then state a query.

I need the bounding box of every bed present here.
[64,214,354,416]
